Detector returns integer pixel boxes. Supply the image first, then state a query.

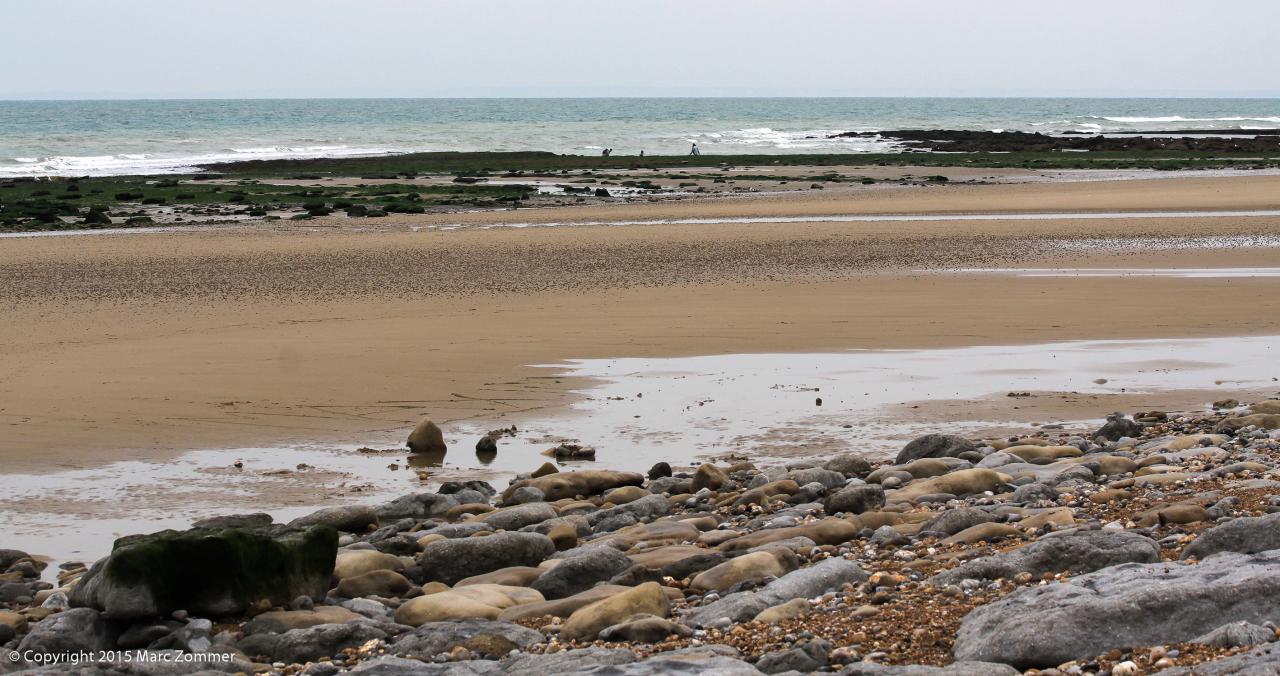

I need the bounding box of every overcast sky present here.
[4,0,1279,99]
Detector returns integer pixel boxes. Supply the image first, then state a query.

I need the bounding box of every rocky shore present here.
[830,129,1280,153]
[4,401,1280,675]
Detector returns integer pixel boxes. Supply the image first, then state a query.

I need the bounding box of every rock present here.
[686,557,865,627]
[391,619,543,658]
[1215,413,1280,433]
[560,581,670,642]
[647,462,672,480]
[551,443,596,460]
[505,486,547,505]
[476,435,498,454]
[952,548,1280,667]
[505,647,637,672]
[1183,511,1280,560]
[1093,413,1142,441]
[941,522,1021,545]
[888,468,1006,503]
[531,461,559,478]
[1154,644,1280,675]
[1010,482,1058,503]
[502,470,645,502]
[826,484,886,515]
[335,549,405,580]
[732,479,800,507]
[720,518,858,553]
[0,609,27,633]
[0,622,13,645]
[588,494,671,531]
[690,550,797,593]
[394,584,543,625]
[932,530,1159,585]
[335,569,412,598]
[531,548,634,599]
[1003,444,1082,461]
[785,467,847,490]
[576,648,762,675]
[1251,399,1280,414]
[420,532,555,584]
[274,622,387,663]
[242,606,363,635]
[548,522,579,550]
[920,507,994,536]
[456,566,543,588]
[896,434,976,464]
[498,585,631,622]
[191,513,273,529]
[1192,621,1275,648]
[598,613,692,643]
[289,505,379,532]
[839,662,1019,675]
[69,524,336,620]
[753,598,810,624]
[603,485,651,505]
[407,417,447,454]
[1136,502,1209,527]
[756,638,829,673]
[825,453,873,477]
[477,502,557,531]
[15,608,113,658]
[377,492,457,520]
[692,463,729,492]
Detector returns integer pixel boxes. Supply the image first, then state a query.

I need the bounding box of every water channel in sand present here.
[2,335,1276,565]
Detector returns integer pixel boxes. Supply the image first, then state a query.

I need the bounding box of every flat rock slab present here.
[953,549,1280,668]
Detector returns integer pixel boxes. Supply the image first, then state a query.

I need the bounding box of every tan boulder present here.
[1065,455,1138,475]
[1020,507,1075,529]
[394,584,544,626]
[690,550,796,592]
[729,480,800,507]
[502,470,644,502]
[594,520,699,549]
[1088,489,1133,504]
[560,582,670,642]
[602,485,651,505]
[407,417,447,454]
[456,566,543,587]
[335,569,412,598]
[548,523,579,551]
[720,517,858,554]
[1251,400,1280,415]
[692,463,729,492]
[628,545,707,570]
[245,606,362,633]
[334,550,404,580]
[498,584,630,622]
[942,522,1021,545]
[697,529,742,546]
[888,469,1008,503]
[0,610,28,633]
[1005,445,1083,461]
[531,461,559,477]
[1136,502,1210,527]
[753,598,811,624]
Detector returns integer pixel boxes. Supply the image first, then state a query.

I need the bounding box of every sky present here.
[4,0,1279,99]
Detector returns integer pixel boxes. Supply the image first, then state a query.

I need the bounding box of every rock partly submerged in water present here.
[69,524,337,619]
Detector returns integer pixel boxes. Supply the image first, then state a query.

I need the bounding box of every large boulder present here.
[15,608,114,659]
[530,548,634,599]
[69,525,337,619]
[686,558,866,627]
[288,505,378,532]
[407,417,447,454]
[826,484,885,515]
[419,531,555,584]
[719,518,858,554]
[476,502,558,531]
[690,550,797,593]
[560,582,670,642]
[242,606,364,635]
[895,434,977,465]
[502,470,645,502]
[391,619,543,659]
[1092,413,1142,441]
[919,507,995,537]
[1183,512,1280,560]
[952,549,1280,668]
[273,622,388,664]
[888,468,1007,504]
[394,584,543,625]
[931,530,1159,585]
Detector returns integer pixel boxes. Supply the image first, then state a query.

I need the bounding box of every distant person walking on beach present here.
[689,142,701,156]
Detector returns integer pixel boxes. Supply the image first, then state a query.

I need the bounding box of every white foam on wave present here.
[0,144,402,178]
[1097,115,1280,124]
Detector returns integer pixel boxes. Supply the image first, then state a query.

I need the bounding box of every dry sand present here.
[2,173,1279,473]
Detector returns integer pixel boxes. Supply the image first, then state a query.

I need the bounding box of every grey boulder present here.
[952,549,1280,668]
[931,530,1158,585]
[531,547,634,599]
[1182,511,1280,560]
[419,531,555,585]
[895,434,976,465]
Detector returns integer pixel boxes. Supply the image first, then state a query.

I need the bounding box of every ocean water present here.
[1,97,1277,177]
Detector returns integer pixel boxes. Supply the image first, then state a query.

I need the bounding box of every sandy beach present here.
[2,172,1279,474]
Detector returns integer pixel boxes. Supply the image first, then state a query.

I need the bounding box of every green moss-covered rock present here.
[69,525,337,620]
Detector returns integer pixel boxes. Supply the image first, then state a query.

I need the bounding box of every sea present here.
[1,97,1278,178]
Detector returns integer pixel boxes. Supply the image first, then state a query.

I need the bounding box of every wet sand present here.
[2,173,1280,475]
